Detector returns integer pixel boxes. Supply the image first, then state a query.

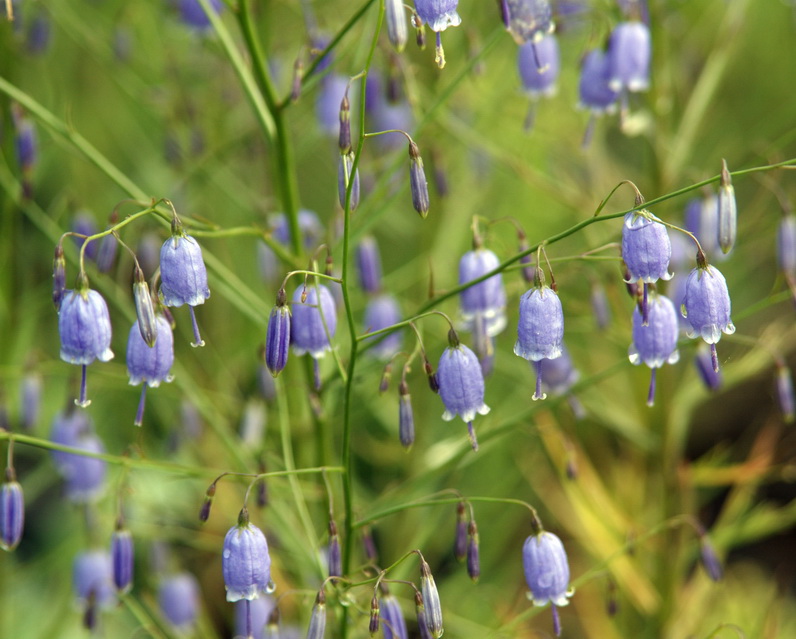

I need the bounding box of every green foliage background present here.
[1,1,796,638]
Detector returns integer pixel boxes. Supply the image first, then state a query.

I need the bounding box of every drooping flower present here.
[607,21,651,93]
[514,275,564,400]
[622,209,672,324]
[0,470,24,552]
[381,593,408,639]
[363,294,403,360]
[523,531,572,636]
[290,284,337,359]
[459,247,507,362]
[58,284,114,407]
[682,262,734,372]
[265,289,291,377]
[159,572,201,631]
[518,33,560,99]
[413,0,462,68]
[685,194,722,259]
[577,48,619,146]
[73,550,116,627]
[160,221,210,347]
[437,331,490,451]
[63,431,108,503]
[500,0,554,44]
[356,236,383,295]
[127,315,175,426]
[222,509,272,602]
[628,292,680,406]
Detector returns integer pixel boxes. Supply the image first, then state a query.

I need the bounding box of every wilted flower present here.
[523,531,572,636]
[682,262,734,372]
[0,471,24,552]
[628,293,680,406]
[159,572,201,631]
[59,285,114,407]
[222,509,272,602]
[607,21,651,93]
[437,331,490,451]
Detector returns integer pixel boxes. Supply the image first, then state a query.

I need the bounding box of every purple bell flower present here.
[317,74,350,135]
[72,212,100,261]
[63,431,108,503]
[160,227,210,347]
[685,194,722,259]
[607,21,651,93]
[518,34,560,99]
[73,550,116,610]
[682,264,735,372]
[0,473,24,552]
[514,282,564,400]
[235,596,275,639]
[111,525,134,594]
[622,211,672,284]
[523,531,572,636]
[578,49,619,114]
[179,0,222,30]
[539,344,579,397]
[363,294,402,360]
[50,408,93,472]
[437,332,490,451]
[414,0,461,68]
[222,509,273,602]
[59,286,114,407]
[271,209,323,250]
[290,284,337,359]
[159,572,201,631]
[459,248,507,336]
[628,293,680,406]
[127,315,175,426]
[694,344,722,391]
[356,236,383,295]
[381,594,408,639]
[500,0,554,44]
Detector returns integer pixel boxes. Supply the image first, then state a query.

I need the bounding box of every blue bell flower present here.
[523,531,572,636]
[413,0,461,68]
[59,286,114,407]
[127,315,174,426]
[159,572,201,631]
[514,281,564,400]
[363,294,402,360]
[73,550,116,610]
[500,0,554,44]
[222,509,273,602]
[437,332,490,451]
[356,236,383,295]
[63,431,108,503]
[607,21,651,93]
[518,34,560,99]
[290,284,337,359]
[622,209,672,324]
[629,293,679,406]
[381,593,408,639]
[682,263,735,372]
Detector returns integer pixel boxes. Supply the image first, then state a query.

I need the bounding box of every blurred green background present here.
[1,1,796,638]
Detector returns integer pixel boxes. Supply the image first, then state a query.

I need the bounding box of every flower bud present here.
[328,519,342,578]
[398,380,415,449]
[454,501,467,562]
[199,482,216,523]
[381,593,408,639]
[133,267,158,347]
[415,591,432,639]
[717,159,737,255]
[338,151,360,211]
[362,527,379,563]
[52,243,66,311]
[266,289,291,377]
[386,0,408,52]
[369,595,380,635]
[776,363,795,423]
[777,214,796,279]
[96,232,118,274]
[338,93,352,153]
[307,590,327,639]
[466,521,480,582]
[420,559,443,638]
[699,534,723,582]
[111,522,134,594]
[0,470,24,552]
[409,141,430,218]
